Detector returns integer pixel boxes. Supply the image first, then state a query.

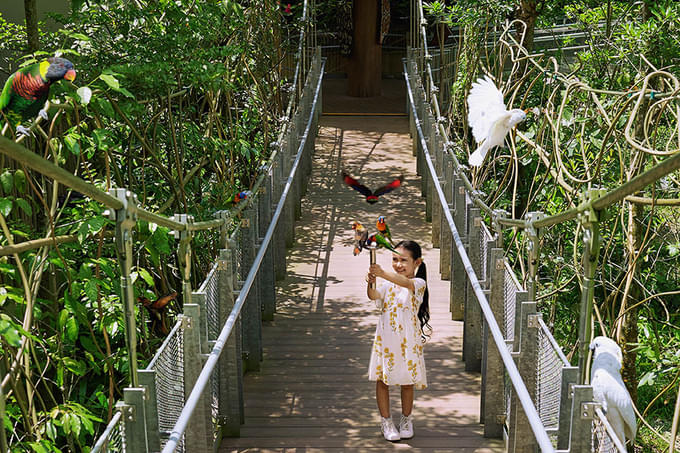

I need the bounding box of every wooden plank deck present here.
[218,112,505,452]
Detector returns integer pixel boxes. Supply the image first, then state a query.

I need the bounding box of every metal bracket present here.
[525,211,545,241]
[180,314,193,330]
[496,415,507,424]
[580,402,600,419]
[496,258,505,270]
[527,313,541,328]
[240,218,250,228]
[217,260,229,271]
[458,186,465,195]
[577,187,607,226]
[115,401,135,422]
[474,217,482,227]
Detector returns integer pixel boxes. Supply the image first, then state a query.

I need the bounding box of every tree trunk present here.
[347,0,382,97]
[515,0,538,52]
[24,0,40,52]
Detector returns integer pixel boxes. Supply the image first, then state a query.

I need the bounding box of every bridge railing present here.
[408,0,680,449]
[83,49,324,453]
[406,56,599,453]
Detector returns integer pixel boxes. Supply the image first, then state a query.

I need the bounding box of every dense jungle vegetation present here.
[423,0,680,451]
[0,0,679,451]
[0,0,294,450]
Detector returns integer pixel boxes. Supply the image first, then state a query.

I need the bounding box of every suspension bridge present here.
[2,1,680,452]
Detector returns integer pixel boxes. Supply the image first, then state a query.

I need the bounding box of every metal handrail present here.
[160,56,325,453]
[90,410,123,453]
[405,60,555,453]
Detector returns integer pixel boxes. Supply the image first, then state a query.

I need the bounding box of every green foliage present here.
[0,0,291,449]
[438,1,680,449]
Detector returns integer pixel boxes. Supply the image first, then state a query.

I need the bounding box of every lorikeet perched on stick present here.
[0,57,76,135]
[367,232,401,254]
[376,215,394,245]
[351,220,369,256]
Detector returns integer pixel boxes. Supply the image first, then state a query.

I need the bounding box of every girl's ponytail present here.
[415,262,431,340]
[394,240,431,340]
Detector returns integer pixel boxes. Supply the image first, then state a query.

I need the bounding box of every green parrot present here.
[368,232,401,255]
[0,57,76,135]
[376,215,394,245]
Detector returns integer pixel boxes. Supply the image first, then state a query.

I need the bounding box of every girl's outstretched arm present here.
[366,272,382,300]
[369,264,415,292]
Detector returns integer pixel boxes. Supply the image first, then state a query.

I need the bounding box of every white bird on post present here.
[467,75,528,167]
[589,336,637,446]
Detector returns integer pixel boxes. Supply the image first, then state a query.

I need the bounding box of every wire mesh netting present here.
[593,419,617,453]
[536,318,568,434]
[479,223,493,283]
[197,261,222,439]
[464,192,471,235]
[229,229,243,282]
[593,408,626,453]
[503,262,520,341]
[149,320,185,452]
[91,411,125,453]
[202,262,220,341]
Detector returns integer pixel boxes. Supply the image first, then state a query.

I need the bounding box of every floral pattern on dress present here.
[368,278,427,389]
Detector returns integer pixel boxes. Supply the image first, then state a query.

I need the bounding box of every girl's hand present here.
[369,263,385,278]
[366,272,376,284]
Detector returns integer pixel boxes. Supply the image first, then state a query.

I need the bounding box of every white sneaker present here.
[399,413,414,439]
[380,416,400,441]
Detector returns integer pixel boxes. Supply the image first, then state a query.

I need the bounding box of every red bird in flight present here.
[341,172,403,204]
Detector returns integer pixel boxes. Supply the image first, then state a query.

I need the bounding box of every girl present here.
[366,240,430,441]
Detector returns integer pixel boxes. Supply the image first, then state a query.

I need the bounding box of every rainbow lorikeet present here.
[232,190,251,204]
[0,57,76,135]
[376,215,394,245]
[351,220,368,256]
[367,232,401,255]
[341,172,403,204]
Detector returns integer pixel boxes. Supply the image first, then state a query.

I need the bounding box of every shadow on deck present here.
[218,79,504,452]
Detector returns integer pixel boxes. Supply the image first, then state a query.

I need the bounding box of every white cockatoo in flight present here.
[467,75,527,167]
[590,336,637,446]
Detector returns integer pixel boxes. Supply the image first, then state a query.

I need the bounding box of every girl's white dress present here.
[368,278,427,389]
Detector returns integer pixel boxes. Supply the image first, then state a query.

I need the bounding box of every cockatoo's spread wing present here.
[467,75,507,143]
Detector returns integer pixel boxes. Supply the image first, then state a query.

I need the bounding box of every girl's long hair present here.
[395,240,431,341]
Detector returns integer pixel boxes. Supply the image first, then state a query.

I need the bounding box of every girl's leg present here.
[376,380,390,418]
[400,385,414,416]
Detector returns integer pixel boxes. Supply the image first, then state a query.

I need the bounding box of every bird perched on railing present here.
[0,57,76,136]
[589,336,637,446]
[376,215,395,245]
[232,190,251,205]
[342,172,403,204]
[466,75,527,167]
